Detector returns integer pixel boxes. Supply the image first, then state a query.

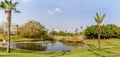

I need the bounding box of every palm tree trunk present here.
[98,26,101,52]
[7,8,11,53]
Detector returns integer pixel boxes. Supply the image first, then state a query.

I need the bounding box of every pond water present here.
[0,41,87,52]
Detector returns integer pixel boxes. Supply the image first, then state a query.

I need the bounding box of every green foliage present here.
[94,13,106,26]
[19,20,49,39]
[58,31,66,36]
[85,25,97,38]
[49,30,74,36]
[0,0,20,13]
[49,30,58,36]
[85,24,120,39]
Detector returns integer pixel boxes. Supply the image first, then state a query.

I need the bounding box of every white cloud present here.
[54,8,63,13]
[47,8,63,15]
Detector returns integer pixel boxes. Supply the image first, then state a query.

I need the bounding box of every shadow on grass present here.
[48,50,71,57]
[87,49,103,56]
[102,48,114,53]
[88,44,98,50]
[87,44,115,57]
[105,42,116,46]
[61,50,70,56]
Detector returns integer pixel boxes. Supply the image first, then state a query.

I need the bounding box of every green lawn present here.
[0,39,120,57]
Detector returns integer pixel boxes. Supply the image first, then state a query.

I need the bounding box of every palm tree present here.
[0,0,20,53]
[94,13,106,52]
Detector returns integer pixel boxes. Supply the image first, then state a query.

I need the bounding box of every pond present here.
[0,41,87,52]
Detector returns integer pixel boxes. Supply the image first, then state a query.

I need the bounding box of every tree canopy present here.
[85,24,120,39]
[19,20,48,39]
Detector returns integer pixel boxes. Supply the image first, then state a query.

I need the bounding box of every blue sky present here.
[0,0,120,32]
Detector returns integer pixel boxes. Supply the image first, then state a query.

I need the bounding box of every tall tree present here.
[20,20,48,39]
[94,13,106,52]
[0,0,20,53]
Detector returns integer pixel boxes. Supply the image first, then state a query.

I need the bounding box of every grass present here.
[0,39,120,57]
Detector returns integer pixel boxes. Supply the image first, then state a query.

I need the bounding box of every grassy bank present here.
[0,39,120,57]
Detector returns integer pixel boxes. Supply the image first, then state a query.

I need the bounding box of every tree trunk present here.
[7,8,11,53]
[98,26,101,52]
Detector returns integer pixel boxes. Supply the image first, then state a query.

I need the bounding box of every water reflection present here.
[0,41,87,52]
[16,43,47,51]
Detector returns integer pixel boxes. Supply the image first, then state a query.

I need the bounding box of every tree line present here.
[0,20,84,40]
[0,20,49,39]
[49,28,83,36]
[85,24,120,39]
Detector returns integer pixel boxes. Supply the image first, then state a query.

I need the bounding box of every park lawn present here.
[0,39,120,57]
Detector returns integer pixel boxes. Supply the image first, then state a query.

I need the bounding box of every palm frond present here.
[96,13,100,21]
[9,0,12,8]
[0,0,20,13]
[94,17,98,23]
[12,8,20,13]
[5,10,8,13]
[0,1,7,9]
[5,0,9,6]
[15,11,20,13]
[94,13,106,26]
[12,2,18,8]
[100,14,106,24]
